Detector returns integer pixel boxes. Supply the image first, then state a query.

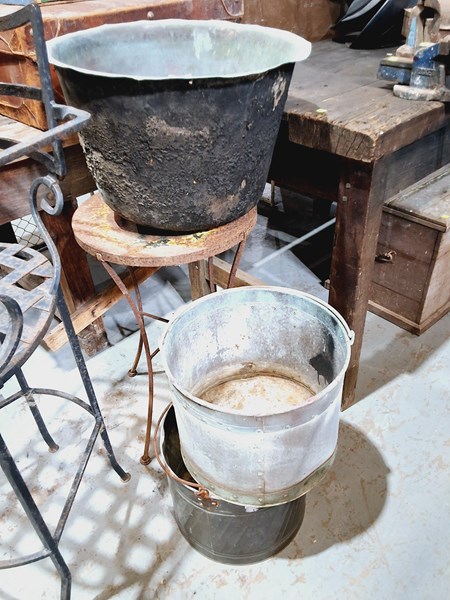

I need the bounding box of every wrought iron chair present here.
[0,1,129,598]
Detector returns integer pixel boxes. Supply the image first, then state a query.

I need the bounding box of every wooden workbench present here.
[1,39,449,406]
[269,39,449,408]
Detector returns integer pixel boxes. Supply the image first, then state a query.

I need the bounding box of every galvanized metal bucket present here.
[47,20,311,232]
[160,286,354,507]
[159,405,306,564]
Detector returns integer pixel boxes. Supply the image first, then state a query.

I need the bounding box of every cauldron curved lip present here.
[46,19,311,82]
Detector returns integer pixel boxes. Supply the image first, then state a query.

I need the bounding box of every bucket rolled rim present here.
[160,286,354,419]
[46,19,312,81]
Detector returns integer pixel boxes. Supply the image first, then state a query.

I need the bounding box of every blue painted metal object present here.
[378,42,449,100]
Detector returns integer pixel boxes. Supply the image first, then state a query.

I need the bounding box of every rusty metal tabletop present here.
[72,192,257,267]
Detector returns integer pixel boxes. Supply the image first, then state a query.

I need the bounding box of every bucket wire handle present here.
[309,294,355,345]
[153,402,217,505]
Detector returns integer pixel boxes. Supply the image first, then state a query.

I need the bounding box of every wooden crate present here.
[369,164,450,335]
[0,0,243,129]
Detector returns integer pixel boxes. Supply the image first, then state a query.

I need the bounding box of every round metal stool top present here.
[72,192,257,267]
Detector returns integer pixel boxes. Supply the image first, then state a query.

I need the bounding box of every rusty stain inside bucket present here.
[195,364,316,415]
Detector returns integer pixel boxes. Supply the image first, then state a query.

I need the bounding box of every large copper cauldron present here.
[47,20,310,232]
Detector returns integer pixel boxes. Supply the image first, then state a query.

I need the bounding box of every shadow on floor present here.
[279,420,389,559]
[356,312,450,400]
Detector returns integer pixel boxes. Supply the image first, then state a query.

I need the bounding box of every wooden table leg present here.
[188,260,213,299]
[328,158,386,409]
[41,199,109,356]
[188,236,251,298]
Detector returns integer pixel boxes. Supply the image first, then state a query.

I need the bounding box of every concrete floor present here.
[1,194,449,599]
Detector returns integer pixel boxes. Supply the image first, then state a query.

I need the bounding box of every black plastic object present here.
[47,20,310,232]
[333,0,418,49]
[161,406,306,565]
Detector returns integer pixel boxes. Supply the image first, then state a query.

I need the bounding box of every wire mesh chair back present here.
[0,175,64,385]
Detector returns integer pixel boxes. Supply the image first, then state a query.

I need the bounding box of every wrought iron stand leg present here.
[99,262,155,466]
[16,369,59,452]
[127,268,145,377]
[55,286,130,482]
[128,335,144,378]
[127,270,167,372]
[203,237,248,293]
[0,433,72,600]
[226,238,248,289]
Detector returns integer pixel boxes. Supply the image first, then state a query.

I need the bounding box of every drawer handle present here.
[375,250,396,264]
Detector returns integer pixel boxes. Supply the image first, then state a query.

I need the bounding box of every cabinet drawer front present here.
[372,213,438,304]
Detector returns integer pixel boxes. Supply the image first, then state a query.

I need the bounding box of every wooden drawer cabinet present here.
[369,165,450,335]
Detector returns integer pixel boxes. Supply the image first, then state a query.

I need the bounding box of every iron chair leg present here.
[0,433,72,600]
[16,368,59,452]
[55,286,130,482]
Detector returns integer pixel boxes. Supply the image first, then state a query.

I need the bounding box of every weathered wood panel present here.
[373,216,437,307]
[243,0,340,41]
[384,164,450,230]
[421,232,450,324]
[370,167,450,335]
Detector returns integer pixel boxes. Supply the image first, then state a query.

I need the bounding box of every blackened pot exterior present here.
[55,66,293,231]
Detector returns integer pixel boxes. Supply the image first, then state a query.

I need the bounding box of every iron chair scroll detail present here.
[0,176,129,599]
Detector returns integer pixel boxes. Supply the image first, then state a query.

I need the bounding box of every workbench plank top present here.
[286,40,446,162]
